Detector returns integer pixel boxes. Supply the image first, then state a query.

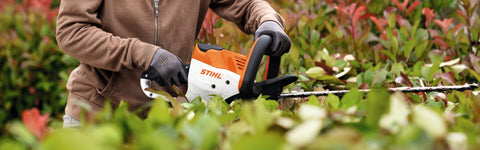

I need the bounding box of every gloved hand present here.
[255,21,291,57]
[144,48,188,86]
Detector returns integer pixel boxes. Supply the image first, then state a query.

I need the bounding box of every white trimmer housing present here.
[185,59,240,102]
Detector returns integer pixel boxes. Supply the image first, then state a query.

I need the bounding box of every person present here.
[56,0,291,127]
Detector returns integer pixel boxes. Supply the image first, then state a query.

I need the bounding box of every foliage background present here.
[0,0,75,125]
[1,0,480,149]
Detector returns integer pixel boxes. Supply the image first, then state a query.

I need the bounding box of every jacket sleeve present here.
[210,0,285,34]
[55,0,158,71]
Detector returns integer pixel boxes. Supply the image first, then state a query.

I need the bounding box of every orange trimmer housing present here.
[185,35,293,102]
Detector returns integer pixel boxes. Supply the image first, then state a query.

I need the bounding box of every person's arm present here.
[210,0,291,56]
[55,0,157,71]
[210,0,285,34]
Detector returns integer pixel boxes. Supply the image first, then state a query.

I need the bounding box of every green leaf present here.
[0,139,26,150]
[339,89,362,109]
[391,36,399,56]
[410,20,421,38]
[421,66,431,81]
[298,104,327,121]
[92,124,123,149]
[286,119,322,147]
[306,67,326,79]
[468,69,480,82]
[263,100,279,112]
[455,117,477,145]
[288,45,300,67]
[186,98,207,113]
[388,13,396,28]
[325,94,340,110]
[317,75,345,85]
[373,69,388,86]
[426,93,445,111]
[133,126,177,150]
[233,133,285,150]
[5,121,36,146]
[310,30,321,52]
[403,39,416,58]
[412,105,447,139]
[391,63,404,76]
[334,60,347,69]
[357,73,364,86]
[184,115,221,150]
[427,60,441,81]
[413,27,429,51]
[43,128,106,150]
[380,50,397,62]
[146,99,172,125]
[364,70,374,85]
[379,92,410,133]
[472,25,479,42]
[366,88,390,128]
[241,99,274,134]
[207,95,229,115]
[306,95,321,107]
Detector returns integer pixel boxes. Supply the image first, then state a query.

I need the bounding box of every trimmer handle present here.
[239,35,284,98]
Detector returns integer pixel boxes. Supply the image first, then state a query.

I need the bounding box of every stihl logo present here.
[200,69,222,79]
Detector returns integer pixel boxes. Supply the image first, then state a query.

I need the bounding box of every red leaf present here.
[369,16,385,32]
[395,72,414,87]
[433,19,446,31]
[359,83,370,89]
[23,0,53,12]
[444,55,452,62]
[314,61,335,75]
[402,0,409,13]
[46,7,58,23]
[392,0,403,12]
[434,18,453,33]
[336,7,349,17]
[0,0,16,9]
[433,37,450,48]
[359,13,376,21]
[22,108,49,140]
[202,10,213,34]
[352,6,366,26]
[348,3,358,16]
[422,8,435,27]
[396,14,405,27]
[454,23,463,33]
[470,54,480,73]
[428,29,439,37]
[28,86,36,95]
[385,6,397,14]
[406,1,421,16]
[440,72,455,85]
[456,10,467,21]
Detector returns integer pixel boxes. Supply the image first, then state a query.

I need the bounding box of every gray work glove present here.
[144,48,188,86]
[254,21,291,57]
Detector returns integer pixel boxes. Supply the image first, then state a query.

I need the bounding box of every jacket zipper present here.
[154,0,159,45]
[147,0,160,111]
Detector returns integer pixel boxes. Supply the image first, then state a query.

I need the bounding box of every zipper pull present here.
[154,0,159,16]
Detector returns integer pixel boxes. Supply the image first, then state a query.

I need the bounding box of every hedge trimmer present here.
[141,35,297,102]
[141,35,478,102]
